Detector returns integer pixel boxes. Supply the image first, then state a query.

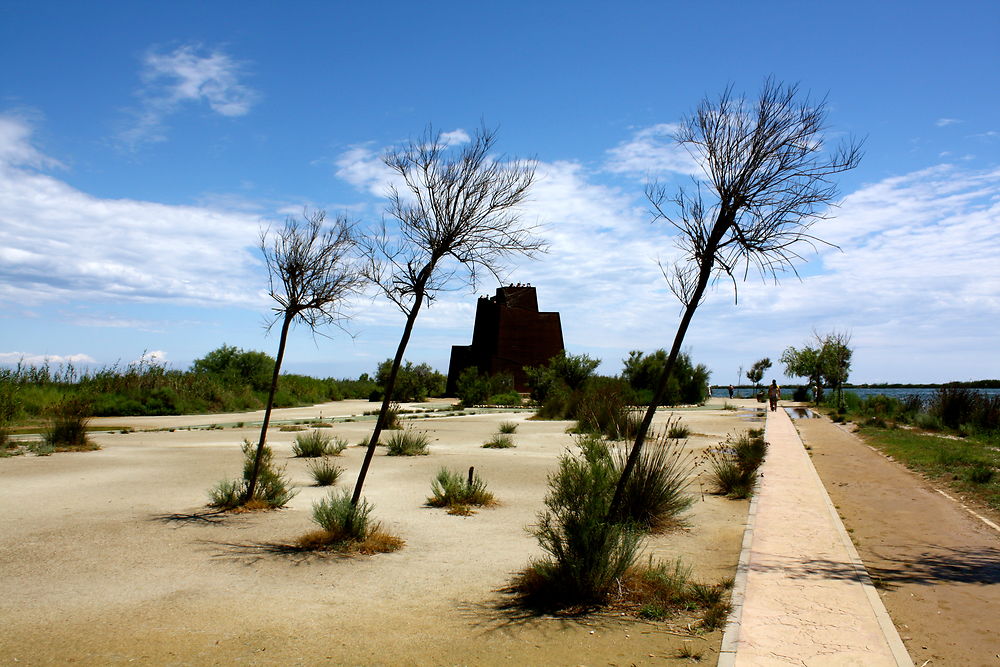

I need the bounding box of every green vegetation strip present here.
[858,425,1000,513]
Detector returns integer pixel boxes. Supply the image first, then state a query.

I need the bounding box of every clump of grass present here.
[308,458,344,486]
[44,399,96,450]
[498,420,518,434]
[279,425,306,432]
[385,429,430,456]
[29,440,55,456]
[967,464,995,485]
[293,430,332,457]
[292,431,348,457]
[676,643,704,660]
[667,421,690,439]
[382,402,403,430]
[483,433,515,449]
[705,429,768,499]
[311,489,372,540]
[610,422,695,531]
[614,558,732,631]
[208,440,297,510]
[427,467,495,513]
[298,489,404,554]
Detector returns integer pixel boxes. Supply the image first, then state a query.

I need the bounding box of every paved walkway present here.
[718,407,913,666]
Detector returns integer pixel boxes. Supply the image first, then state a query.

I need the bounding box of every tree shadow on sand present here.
[746,544,1000,591]
[866,545,1000,589]
[150,509,233,525]
[204,540,361,566]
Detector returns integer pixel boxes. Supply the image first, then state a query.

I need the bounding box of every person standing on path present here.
[768,379,780,412]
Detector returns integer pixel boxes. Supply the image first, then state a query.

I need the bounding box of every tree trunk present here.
[245,311,293,503]
[351,275,431,506]
[607,214,730,519]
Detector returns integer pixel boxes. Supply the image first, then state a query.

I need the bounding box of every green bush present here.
[574,378,639,439]
[427,467,495,508]
[622,350,711,406]
[312,489,374,541]
[488,391,523,407]
[517,436,642,607]
[483,433,515,449]
[385,429,430,456]
[455,368,514,407]
[374,359,446,402]
[308,458,344,486]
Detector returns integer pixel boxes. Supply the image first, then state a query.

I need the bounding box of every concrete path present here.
[719,407,913,666]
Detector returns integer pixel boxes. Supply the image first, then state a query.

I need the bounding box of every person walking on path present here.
[768,379,780,412]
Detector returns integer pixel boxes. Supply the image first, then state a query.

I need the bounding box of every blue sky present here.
[1,0,998,385]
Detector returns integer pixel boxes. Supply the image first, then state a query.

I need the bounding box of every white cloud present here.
[0,115,268,308]
[440,129,471,147]
[0,351,96,366]
[334,144,397,197]
[936,118,962,127]
[605,123,701,176]
[120,44,257,147]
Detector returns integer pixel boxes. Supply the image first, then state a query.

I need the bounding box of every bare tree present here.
[350,125,544,505]
[609,79,863,516]
[245,211,363,502]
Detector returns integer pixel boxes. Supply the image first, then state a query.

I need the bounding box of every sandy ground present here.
[1,399,754,666]
[797,417,1000,667]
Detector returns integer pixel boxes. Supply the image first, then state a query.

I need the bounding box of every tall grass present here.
[706,429,768,499]
[0,356,371,421]
[609,423,694,531]
[43,399,94,450]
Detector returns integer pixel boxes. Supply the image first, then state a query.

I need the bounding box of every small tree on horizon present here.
[746,357,772,393]
[609,79,863,518]
[244,211,364,503]
[350,124,544,507]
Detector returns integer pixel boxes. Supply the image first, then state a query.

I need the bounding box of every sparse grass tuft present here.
[483,433,515,449]
[667,421,690,439]
[676,643,704,661]
[427,467,495,511]
[308,458,344,486]
[385,429,430,456]
[279,425,306,432]
[498,420,518,434]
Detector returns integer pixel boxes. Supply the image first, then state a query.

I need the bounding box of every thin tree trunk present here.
[351,279,429,506]
[245,311,293,503]
[607,216,730,519]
